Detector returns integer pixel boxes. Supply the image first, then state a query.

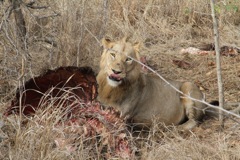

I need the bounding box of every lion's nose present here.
[112,69,122,74]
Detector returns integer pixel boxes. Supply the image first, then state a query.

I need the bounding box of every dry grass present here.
[1,0,240,159]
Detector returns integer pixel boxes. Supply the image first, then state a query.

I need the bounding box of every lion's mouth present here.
[109,74,123,82]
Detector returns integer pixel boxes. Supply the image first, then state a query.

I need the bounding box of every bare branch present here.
[35,37,57,47]
[25,1,48,9]
[37,13,60,19]
[12,0,27,43]
[77,0,86,67]
[0,5,13,32]
[210,0,225,127]
[84,25,101,45]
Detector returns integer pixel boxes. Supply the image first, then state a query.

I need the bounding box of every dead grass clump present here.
[1,108,93,160]
[138,119,240,160]
[142,137,240,160]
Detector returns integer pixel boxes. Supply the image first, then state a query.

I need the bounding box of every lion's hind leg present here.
[178,82,206,130]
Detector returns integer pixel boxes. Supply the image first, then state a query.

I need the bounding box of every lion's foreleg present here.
[178,96,198,130]
[119,103,134,119]
[178,82,203,130]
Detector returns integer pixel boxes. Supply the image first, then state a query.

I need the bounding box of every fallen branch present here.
[38,13,60,19]
[12,0,27,44]
[25,1,48,9]
[35,37,57,47]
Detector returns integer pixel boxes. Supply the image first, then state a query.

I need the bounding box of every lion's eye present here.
[110,52,116,58]
[126,57,132,62]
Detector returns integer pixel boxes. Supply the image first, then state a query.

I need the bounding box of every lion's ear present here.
[102,38,113,49]
[133,42,140,53]
[133,42,141,60]
[122,36,130,42]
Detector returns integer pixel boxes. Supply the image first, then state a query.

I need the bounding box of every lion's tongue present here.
[109,74,122,81]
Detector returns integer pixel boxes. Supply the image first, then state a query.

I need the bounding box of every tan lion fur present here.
[96,37,207,130]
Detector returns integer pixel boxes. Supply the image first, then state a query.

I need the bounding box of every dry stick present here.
[12,0,27,45]
[84,25,101,45]
[143,0,153,19]
[99,0,108,39]
[103,0,108,26]
[77,0,86,67]
[0,5,13,32]
[210,0,224,127]
[129,56,240,120]
[25,2,48,9]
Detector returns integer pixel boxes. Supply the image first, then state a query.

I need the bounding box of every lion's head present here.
[99,37,141,87]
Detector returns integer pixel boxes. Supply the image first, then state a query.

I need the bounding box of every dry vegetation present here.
[0,0,240,159]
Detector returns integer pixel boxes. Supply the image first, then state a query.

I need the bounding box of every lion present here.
[96,37,207,130]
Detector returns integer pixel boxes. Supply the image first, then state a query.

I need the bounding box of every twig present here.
[0,5,13,32]
[3,23,18,51]
[35,37,57,47]
[210,0,225,127]
[12,0,27,45]
[25,1,48,9]
[84,25,101,45]
[77,0,86,67]
[38,13,60,19]
[99,0,108,39]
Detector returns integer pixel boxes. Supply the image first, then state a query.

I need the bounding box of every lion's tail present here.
[205,100,240,117]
